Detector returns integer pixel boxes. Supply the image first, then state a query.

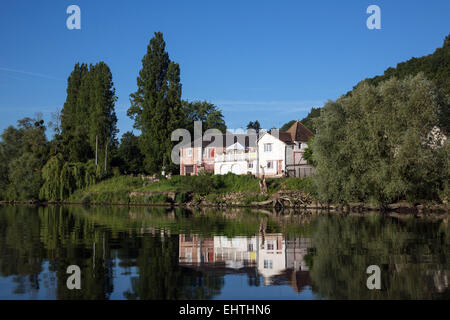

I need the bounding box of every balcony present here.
[215,152,257,163]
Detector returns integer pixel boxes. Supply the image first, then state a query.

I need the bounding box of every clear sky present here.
[0,0,449,137]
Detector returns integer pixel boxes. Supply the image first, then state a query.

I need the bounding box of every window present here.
[185,165,194,175]
[267,161,273,169]
[187,148,193,157]
[248,161,253,169]
[264,260,273,269]
[186,249,192,263]
[248,244,254,251]
[267,243,274,250]
[264,143,272,152]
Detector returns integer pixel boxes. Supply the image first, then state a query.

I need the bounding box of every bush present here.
[175,192,189,204]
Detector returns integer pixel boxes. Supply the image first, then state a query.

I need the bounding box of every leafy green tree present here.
[311,73,448,207]
[128,32,185,174]
[302,137,316,166]
[246,120,261,133]
[0,117,49,201]
[60,62,118,172]
[280,107,321,133]
[39,154,64,201]
[88,62,118,174]
[280,120,296,132]
[352,34,450,131]
[118,132,145,174]
[61,63,90,162]
[183,100,227,135]
[7,153,43,200]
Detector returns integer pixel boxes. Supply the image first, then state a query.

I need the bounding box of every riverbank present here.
[1,175,448,214]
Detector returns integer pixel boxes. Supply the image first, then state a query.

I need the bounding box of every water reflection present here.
[0,205,448,300]
[179,234,312,293]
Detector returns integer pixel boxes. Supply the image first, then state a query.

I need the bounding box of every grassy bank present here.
[68,173,315,206]
[63,174,448,213]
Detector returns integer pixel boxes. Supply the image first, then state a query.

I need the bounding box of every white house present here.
[258,121,315,178]
[190,121,315,178]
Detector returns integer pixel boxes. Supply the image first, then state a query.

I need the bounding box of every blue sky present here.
[0,0,449,137]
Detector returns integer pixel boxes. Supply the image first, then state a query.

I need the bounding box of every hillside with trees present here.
[282,34,450,133]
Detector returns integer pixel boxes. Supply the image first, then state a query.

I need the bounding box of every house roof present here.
[278,132,294,144]
[285,121,314,142]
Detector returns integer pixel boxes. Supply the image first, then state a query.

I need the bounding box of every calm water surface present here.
[0,205,448,300]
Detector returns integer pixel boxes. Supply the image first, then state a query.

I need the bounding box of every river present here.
[0,205,448,300]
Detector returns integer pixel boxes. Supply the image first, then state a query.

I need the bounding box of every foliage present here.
[311,74,449,207]
[246,120,261,133]
[128,32,184,174]
[280,120,296,132]
[40,155,100,201]
[354,34,450,131]
[280,107,321,133]
[117,131,145,174]
[183,100,226,134]
[60,62,118,172]
[0,117,49,201]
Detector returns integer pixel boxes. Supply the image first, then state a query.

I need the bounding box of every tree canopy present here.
[311,73,449,207]
[128,32,184,174]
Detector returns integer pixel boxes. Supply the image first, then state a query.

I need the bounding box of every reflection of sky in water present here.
[0,251,318,300]
[214,275,320,300]
[0,261,56,300]
[0,206,448,300]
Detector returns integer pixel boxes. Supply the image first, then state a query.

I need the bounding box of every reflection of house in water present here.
[179,234,214,264]
[214,236,257,269]
[178,233,313,293]
[257,234,285,284]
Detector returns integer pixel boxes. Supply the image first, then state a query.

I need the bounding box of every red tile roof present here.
[285,121,314,142]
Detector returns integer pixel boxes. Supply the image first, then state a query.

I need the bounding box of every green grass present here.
[69,176,142,204]
[67,173,315,205]
[139,173,261,194]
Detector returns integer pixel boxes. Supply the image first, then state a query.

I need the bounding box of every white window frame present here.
[187,148,193,157]
[264,143,272,152]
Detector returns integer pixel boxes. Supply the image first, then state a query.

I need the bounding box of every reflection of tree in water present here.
[123,234,224,300]
[0,205,225,300]
[0,206,45,296]
[307,215,450,299]
[0,205,448,300]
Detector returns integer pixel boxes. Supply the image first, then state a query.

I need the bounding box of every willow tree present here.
[40,154,64,201]
[311,73,449,207]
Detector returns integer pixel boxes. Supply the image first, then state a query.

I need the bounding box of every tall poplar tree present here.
[89,62,118,173]
[61,63,89,162]
[128,32,184,174]
[60,62,117,172]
